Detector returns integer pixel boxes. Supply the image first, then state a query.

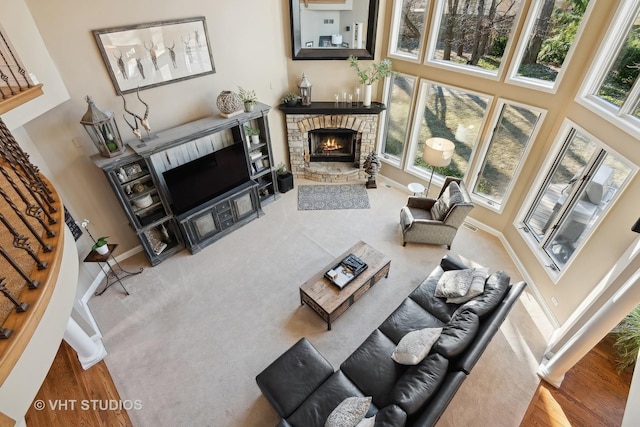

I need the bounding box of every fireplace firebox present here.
[308,129,357,162]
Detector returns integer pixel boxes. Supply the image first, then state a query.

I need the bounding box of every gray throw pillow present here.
[434,268,474,298]
[391,327,443,365]
[430,181,462,220]
[447,267,489,304]
[325,396,372,427]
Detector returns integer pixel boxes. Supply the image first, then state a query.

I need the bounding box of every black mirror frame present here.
[290,0,379,60]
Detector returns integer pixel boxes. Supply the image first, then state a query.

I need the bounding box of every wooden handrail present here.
[0,173,64,387]
[0,85,44,116]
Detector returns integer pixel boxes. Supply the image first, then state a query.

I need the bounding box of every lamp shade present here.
[423,137,455,167]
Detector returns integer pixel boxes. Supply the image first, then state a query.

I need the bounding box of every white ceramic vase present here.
[95,244,109,255]
[363,84,372,107]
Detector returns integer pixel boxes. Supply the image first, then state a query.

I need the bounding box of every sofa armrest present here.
[256,338,334,418]
[406,196,436,210]
[375,405,407,426]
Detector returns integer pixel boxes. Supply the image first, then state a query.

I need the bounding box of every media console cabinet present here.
[92,103,278,265]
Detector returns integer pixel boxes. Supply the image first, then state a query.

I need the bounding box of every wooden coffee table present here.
[299,241,391,330]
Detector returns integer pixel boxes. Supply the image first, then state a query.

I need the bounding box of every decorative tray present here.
[324,253,368,289]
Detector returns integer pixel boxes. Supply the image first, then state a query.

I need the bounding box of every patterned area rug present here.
[298,184,370,210]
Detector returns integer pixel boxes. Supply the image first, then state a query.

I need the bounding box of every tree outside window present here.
[427,0,523,74]
[511,0,591,86]
[381,74,416,163]
[389,0,429,60]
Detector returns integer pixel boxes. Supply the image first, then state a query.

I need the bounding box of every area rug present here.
[298,184,370,210]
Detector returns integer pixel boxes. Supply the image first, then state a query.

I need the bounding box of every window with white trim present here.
[507,0,592,91]
[579,0,640,135]
[405,80,491,184]
[388,0,429,61]
[380,74,417,165]
[520,122,635,275]
[425,0,524,77]
[471,99,545,211]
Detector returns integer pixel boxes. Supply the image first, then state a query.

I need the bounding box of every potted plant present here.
[276,162,294,193]
[238,86,258,112]
[347,55,393,107]
[244,125,260,145]
[282,92,300,107]
[92,236,110,255]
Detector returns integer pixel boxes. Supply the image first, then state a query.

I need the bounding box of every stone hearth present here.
[281,102,386,182]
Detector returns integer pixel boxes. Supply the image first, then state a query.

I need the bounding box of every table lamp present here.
[422,137,455,195]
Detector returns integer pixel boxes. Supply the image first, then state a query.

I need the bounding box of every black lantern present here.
[298,73,312,106]
[80,95,126,158]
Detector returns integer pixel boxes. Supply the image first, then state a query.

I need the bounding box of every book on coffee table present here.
[324,253,368,289]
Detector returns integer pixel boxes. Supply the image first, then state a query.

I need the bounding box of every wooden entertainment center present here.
[92,103,278,265]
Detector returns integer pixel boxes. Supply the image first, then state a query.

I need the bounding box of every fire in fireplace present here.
[308,128,357,162]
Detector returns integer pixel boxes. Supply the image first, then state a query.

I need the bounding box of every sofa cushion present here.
[388,353,449,415]
[391,327,443,365]
[434,268,474,298]
[432,308,479,358]
[340,329,405,406]
[286,371,375,427]
[409,271,459,323]
[378,298,446,344]
[373,405,407,426]
[446,267,489,304]
[461,270,510,317]
[325,396,371,427]
[256,338,334,418]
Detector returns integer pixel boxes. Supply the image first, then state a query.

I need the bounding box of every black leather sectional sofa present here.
[256,255,527,426]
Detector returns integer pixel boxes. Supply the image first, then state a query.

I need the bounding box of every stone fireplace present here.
[281,102,386,182]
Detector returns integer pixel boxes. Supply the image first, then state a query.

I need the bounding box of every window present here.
[579,0,640,135]
[426,0,524,77]
[471,100,545,211]
[508,0,592,91]
[405,80,491,184]
[380,74,417,165]
[388,0,429,61]
[520,122,635,276]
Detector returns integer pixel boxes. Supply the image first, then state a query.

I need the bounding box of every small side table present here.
[407,182,425,196]
[84,244,143,296]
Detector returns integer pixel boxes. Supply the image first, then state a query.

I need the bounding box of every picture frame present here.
[318,36,332,47]
[305,41,314,47]
[93,17,215,94]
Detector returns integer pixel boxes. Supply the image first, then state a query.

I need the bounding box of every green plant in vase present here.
[92,236,109,255]
[238,86,258,112]
[612,305,640,372]
[244,125,260,145]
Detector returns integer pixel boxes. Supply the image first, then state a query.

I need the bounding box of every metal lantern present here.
[298,73,312,106]
[80,95,126,158]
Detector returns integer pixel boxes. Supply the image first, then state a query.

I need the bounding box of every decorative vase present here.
[250,135,260,145]
[244,102,254,112]
[95,244,109,255]
[216,91,242,117]
[363,84,372,107]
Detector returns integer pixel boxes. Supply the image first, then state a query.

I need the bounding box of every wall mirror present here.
[290,0,379,60]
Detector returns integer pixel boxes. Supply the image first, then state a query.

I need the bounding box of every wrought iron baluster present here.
[0,278,28,313]
[0,245,39,289]
[0,214,48,269]
[0,30,31,89]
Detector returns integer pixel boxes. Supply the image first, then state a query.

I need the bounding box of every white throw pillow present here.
[447,267,489,304]
[355,416,376,427]
[325,396,371,427]
[434,269,474,298]
[391,327,443,365]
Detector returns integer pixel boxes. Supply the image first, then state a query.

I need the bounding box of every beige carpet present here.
[88,177,554,427]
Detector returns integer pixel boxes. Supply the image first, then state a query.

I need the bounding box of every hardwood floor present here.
[521,335,633,426]
[25,341,132,427]
[26,335,631,426]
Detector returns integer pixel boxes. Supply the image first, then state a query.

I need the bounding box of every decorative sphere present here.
[216,91,242,114]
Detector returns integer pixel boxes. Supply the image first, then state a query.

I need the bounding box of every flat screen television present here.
[163,143,250,215]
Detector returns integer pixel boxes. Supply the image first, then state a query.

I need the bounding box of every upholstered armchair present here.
[399,177,474,249]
